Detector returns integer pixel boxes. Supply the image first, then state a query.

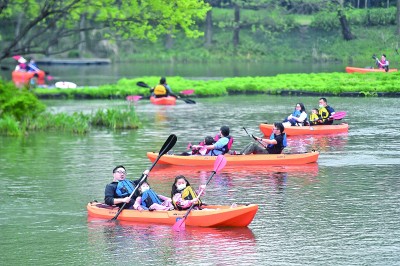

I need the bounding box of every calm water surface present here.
[1,61,348,86]
[1,95,399,265]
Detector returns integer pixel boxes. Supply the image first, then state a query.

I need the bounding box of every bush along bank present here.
[0,80,141,136]
[34,72,400,100]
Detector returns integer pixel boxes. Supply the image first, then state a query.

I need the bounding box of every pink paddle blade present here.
[331,111,346,120]
[46,75,54,81]
[172,218,186,231]
[126,95,142,102]
[12,55,21,60]
[180,89,194,95]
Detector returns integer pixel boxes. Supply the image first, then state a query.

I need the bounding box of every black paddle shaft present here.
[242,127,267,148]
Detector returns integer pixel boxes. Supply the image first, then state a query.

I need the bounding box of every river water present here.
[0,94,399,265]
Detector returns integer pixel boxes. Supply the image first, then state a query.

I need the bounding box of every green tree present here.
[0,0,210,61]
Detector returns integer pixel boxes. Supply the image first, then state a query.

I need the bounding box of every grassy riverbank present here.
[35,72,400,99]
[0,79,141,136]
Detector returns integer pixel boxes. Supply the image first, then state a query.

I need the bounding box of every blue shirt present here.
[207,137,229,156]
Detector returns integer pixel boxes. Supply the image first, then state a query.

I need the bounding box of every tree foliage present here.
[0,0,210,61]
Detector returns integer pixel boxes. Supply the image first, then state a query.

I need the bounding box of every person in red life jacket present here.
[315,97,335,125]
[375,54,389,71]
[15,57,27,72]
[133,181,174,211]
[189,135,215,155]
[104,165,149,209]
[192,126,233,156]
[239,122,287,155]
[151,77,179,98]
[171,175,206,210]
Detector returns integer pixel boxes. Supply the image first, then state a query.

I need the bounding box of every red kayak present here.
[345,67,398,73]
[150,96,176,105]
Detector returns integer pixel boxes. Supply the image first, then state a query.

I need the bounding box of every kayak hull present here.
[12,70,46,85]
[345,66,398,73]
[150,96,176,105]
[260,123,348,136]
[87,202,258,227]
[146,151,319,166]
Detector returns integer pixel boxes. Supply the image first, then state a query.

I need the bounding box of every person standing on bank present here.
[104,165,149,209]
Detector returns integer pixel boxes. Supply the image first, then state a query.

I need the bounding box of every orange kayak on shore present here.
[146,151,319,166]
[150,96,176,105]
[87,202,258,227]
[345,66,398,73]
[12,70,46,86]
[259,123,349,136]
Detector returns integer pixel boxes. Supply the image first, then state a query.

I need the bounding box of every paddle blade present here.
[159,134,177,156]
[136,81,151,88]
[173,218,186,232]
[331,111,346,120]
[180,89,194,95]
[214,155,227,173]
[126,95,142,102]
[181,98,196,104]
[46,75,54,81]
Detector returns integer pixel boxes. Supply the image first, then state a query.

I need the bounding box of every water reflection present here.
[87,219,257,265]
[287,133,349,153]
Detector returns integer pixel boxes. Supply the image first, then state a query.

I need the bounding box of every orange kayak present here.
[345,66,398,73]
[146,151,319,166]
[12,70,46,86]
[260,123,348,136]
[150,96,176,105]
[87,202,258,227]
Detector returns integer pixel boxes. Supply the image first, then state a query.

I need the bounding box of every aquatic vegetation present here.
[0,80,141,136]
[34,72,400,100]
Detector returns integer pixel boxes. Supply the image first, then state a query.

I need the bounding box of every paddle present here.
[136,81,196,104]
[180,89,194,95]
[329,111,346,120]
[172,154,227,231]
[126,95,143,102]
[242,127,267,149]
[110,134,177,221]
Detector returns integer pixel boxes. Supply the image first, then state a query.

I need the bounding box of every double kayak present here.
[260,123,348,136]
[12,70,46,85]
[345,66,398,73]
[150,96,176,105]
[147,151,319,166]
[87,202,258,227]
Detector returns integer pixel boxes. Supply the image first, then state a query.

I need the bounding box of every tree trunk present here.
[357,0,360,8]
[364,0,368,9]
[165,33,174,50]
[338,9,356,40]
[397,0,400,35]
[204,10,213,48]
[79,14,86,57]
[233,4,240,53]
